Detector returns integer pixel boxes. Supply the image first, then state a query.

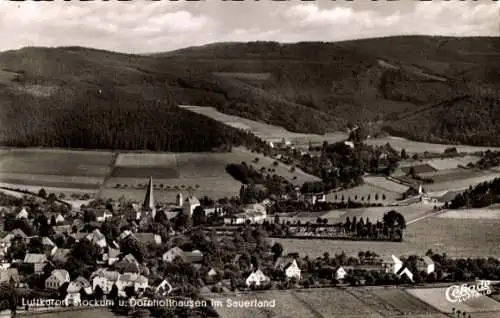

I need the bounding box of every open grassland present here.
[180,105,348,145]
[363,176,410,193]
[407,287,500,314]
[437,209,500,220]
[212,72,272,81]
[366,137,500,154]
[0,181,98,198]
[426,155,481,170]
[271,214,500,259]
[424,172,500,192]
[326,184,401,204]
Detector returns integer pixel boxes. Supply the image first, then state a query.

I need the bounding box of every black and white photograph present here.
[0,0,500,317]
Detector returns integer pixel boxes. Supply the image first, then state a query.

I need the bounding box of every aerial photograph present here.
[0,0,499,317]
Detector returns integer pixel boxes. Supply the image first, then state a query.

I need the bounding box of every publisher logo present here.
[445,280,492,303]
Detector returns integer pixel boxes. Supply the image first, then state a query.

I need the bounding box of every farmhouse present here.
[23,253,48,273]
[183,196,200,216]
[45,269,70,290]
[417,256,435,274]
[224,203,267,225]
[15,207,29,219]
[246,269,270,287]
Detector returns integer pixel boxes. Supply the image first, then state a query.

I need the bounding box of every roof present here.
[42,237,55,246]
[53,225,71,235]
[184,196,200,205]
[134,233,160,243]
[165,247,184,256]
[274,256,295,269]
[50,269,70,282]
[10,229,27,238]
[143,177,155,211]
[108,247,120,259]
[74,276,91,288]
[183,250,203,263]
[24,253,48,264]
[421,256,434,265]
[53,248,71,262]
[91,269,120,281]
[0,268,20,283]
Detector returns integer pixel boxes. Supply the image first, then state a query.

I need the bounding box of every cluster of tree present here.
[406,167,434,184]
[268,200,383,214]
[470,150,500,170]
[449,178,500,209]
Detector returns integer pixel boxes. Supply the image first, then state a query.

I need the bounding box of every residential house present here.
[183,250,204,263]
[91,269,120,294]
[66,276,92,305]
[15,208,29,220]
[114,254,140,273]
[183,196,200,216]
[0,229,27,254]
[155,279,172,296]
[96,209,113,222]
[134,233,161,245]
[224,203,267,225]
[274,257,301,280]
[45,212,65,225]
[86,229,107,251]
[23,253,47,273]
[45,269,70,290]
[336,267,347,280]
[103,247,120,266]
[42,237,57,256]
[52,248,71,263]
[162,247,185,263]
[116,273,148,296]
[0,268,21,286]
[303,193,326,205]
[245,269,270,287]
[417,256,435,274]
[207,268,218,280]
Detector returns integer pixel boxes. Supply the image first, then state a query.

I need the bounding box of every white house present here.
[45,269,70,290]
[65,277,92,305]
[96,209,113,222]
[155,279,172,296]
[15,208,28,220]
[162,247,185,263]
[417,256,435,274]
[245,269,270,287]
[336,267,347,280]
[183,196,200,216]
[116,273,148,297]
[285,260,301,280]
[91,269,120,294]
[86,229,107,251]
[45,213,65,224]
[224,203,267,225]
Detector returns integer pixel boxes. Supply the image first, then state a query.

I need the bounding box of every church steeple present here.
[143,177,155,213]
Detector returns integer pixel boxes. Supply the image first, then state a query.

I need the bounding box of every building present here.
[45,269,70,290]
[417,256,435,274]
[162,247,184,263]
[0,229,27,254]
[103,247,120,266]
[284,260,301,280]
[0,268,20,285]
[142,177,156,219]
[45,213,65,224]
[52,248,71,263]
[116,273,148,296]
[23,253,48,273]
[96,209,113,222]
[15,208,29,220]
[86,229,107,251]
[155,279,172,296]
[65,277,92,305]
[176,193,183,207]
[245,269,270,287]
[336,267,347,280]
[183,196,200,216]
[224,203,267,225]
[114,254,139,273]
[91,269,120,294]
[303,193,326,205]
[134,233,161,245]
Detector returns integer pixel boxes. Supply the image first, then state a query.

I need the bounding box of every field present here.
[0,68,18,84]
[437,209,500,220]
[271,213,500,259]
[363,176,410,193]
[211,287,449,318]
[424,172,500,192]
[366,136,500,154]
[407,287,500,313]
[212,72,272,81]
[426,155,481,170]
[180,105,348,146]
[326,183,401,204]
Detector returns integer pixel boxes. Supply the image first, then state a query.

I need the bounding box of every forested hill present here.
[1,36,500,151]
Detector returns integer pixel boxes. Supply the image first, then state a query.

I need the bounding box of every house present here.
[336,267,347,280]
[134,233,161,245]
[0,268,21,285]
[91,269,120,294]
[66,276,92,304]
[285,260,301,280]
[42,237,57,256]
[207,268,218,279]
[155,279,172,296]
[417,256,435,274]
[53,225,71,236]
[162,247,185,263]
[23,253,47,273]
[118,230,133,242]
[0,229,27,253]
[245,269,270,287]
[52,248,71,263]
[183,250,204,263]
[114,254,139,273]
[183,196,200,216]
[86,229,107,250]
[45,269,70,290]
[303,193,326,205]
[224,203,267,225]
[116,273,148,297]
[15,208,29,220]
[45,212,65,225]
[96,209,113,222]
[103,247,120,266]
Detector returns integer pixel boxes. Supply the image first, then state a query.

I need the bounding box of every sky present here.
[0,0,498,54]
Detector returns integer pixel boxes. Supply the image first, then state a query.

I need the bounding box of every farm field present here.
[437,209,500,220]
[0,182,98,198]
[426,155,481,170]
[326,183,401,204]
[212,72,272,81]
[271,214,500,259]
[363,176,410,193]
[180,105,348,145]
[365,136,500,153]
[407,287,500,314]
[424,172,500,192]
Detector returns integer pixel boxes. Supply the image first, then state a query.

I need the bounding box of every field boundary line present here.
[97,152,119,198]
[289,291,325,318]
[345,288,403,317]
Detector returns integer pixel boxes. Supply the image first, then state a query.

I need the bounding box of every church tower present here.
[143,176,156,219]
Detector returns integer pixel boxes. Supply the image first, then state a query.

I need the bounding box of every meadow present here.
[326,183,401,204]
[180,105,348,145]
[271,213,500,259]
[424,172,500,192]
[363,176,410,193]
[211,287,450,318]
[366,136,500,154]
[426,155,481,170]
[212,72,272,81]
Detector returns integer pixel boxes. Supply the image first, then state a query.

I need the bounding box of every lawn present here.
[366,137,500,154]
[271,214,500,259]
[425,172,500,192]
[437,209,500,220]
[426,155,480,170]
[0,149,114,177]
[407,287,500,313]
[327,184,401,204]
[363,176,409,193]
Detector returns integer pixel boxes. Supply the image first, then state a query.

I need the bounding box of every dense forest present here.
[449,178,500,209]
[1,36,500,150]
